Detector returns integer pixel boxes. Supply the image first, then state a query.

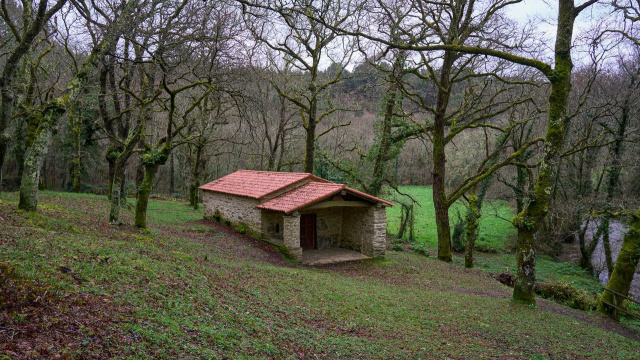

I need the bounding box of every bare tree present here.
[240,0,353,173]
[0,0,67,191]
[17,0,140,211]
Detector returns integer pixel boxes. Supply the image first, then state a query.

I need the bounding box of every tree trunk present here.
[578,218,596,271]
[268,97,287,170]
[597,210,640,318]
[108,143,137,223]
[512,0,577,304]
[515,165,528,214]
[17,0,139,212]
[304,97,317,173]
[135,161,144,188]
[134,164,159,228]
[189,181,199,209]
[370,53,404,196]
[71,113,81,193]
[169,151,175,194]
[0,89,13,186]
[18,121,53,211]
[464,190,480,268]
[109,156,128,223]
[463,131,510,267]
[188,146,203,209]
[602,217,614,274]
[513,228,537,303]
[433,51,455,262]
[107,152,117,200]
[370,81,400,196]
[592,69,633,274]
[433,135,452,262]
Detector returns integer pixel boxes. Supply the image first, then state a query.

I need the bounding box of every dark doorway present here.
[300,214,317,249]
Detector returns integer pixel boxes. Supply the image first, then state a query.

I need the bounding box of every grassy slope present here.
[385,186,605,294]
[0,191,638,359]
[386,186,515,251]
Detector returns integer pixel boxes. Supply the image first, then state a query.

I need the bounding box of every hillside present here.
[1,192,638,359]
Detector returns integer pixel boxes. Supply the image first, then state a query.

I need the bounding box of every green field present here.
[386,186,516,252]
[1,191,638,358]
[385,186,606,294]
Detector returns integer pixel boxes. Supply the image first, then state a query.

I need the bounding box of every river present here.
[559,220,640,299]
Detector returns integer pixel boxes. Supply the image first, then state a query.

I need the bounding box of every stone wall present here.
[342,206,387,257]
[283,214,302,260]
[371,206,387,257]
[301,207,343,249]
[261,211,284,240]
[203,191,261,232]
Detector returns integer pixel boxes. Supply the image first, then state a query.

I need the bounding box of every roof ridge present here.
[257,181,392,213]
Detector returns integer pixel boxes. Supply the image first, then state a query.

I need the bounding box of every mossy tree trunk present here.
[134,77,209,228]
[108,138,140,223]
[511,0,582,304]
[17,0,139,212]
[69,105,82,192]
[134,162,161,228]
[18,107,63,210]
[597,210,640,318]
[591,65,635,274]
[106,147,120,200]
[463,130,511,268]
[0,0,67,181]
[188,145,204,209]
[464,190,480,268]
[134,144,170,228]
[433,51,456,262]
[109,158,127,223]
[369,51,405,197]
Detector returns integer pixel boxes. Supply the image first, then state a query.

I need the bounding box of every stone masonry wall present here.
[342,206,387,257]
[283,214,302,260]
[203,191,261,233]
[371,206,387,257]
[342,208,369,252]
[261,211,284,240]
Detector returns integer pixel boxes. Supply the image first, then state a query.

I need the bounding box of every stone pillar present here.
[372,205,387,257]
[283,213,302,261]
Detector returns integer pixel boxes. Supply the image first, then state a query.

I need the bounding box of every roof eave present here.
[198,187,261,199]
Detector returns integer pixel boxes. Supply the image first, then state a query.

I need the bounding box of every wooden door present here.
[300,214,317,249]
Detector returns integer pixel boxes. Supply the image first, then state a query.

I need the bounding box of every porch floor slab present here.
[302,248,371,266]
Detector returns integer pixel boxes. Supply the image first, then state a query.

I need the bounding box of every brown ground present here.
[0,265,135,359]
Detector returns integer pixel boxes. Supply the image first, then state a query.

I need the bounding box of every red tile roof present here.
[199,170,330,199]
[257,182,345,213]
[257,182,393,213]
[200,169,393,213]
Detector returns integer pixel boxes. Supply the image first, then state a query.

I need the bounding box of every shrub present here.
[232,222,251,235]
[535,282,598,311]
[475,240,499,253]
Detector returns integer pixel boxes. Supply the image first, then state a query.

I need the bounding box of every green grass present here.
[386,186,515,252]
[385,186,605,295]
[1,191,638,359]
[474,253,604,294]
